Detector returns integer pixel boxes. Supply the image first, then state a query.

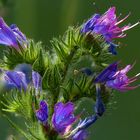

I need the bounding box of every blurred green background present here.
[0,0,140,140]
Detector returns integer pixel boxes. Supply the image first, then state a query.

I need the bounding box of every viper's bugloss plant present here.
[0,6,139,140]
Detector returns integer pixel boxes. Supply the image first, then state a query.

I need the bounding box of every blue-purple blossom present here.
[77,115,98,130]
[52,102,77,135]
[95,62,140,91]
[36,100,48,124]
[10,24,27,47]
[81,7,139,54]
[108,41,119,55]
[95,84,105,116]
[67,85,105,139]
[4,70,28,91]
[14,64,32,84]
[3,69,42,92]
[72,130,88,140]
[32,71,42,93]
[95,62,118,83]
[81,7,139,41]
[0,17,27,50]
[68,115,98,140]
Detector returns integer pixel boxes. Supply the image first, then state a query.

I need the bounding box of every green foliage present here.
[1,89,33,119]
[0,89,47,140]
[1,40,48,71]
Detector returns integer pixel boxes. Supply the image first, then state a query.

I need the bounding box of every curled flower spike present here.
[95,62,140,92]
[52,102,77,135]
[36,100,48,124]
[0,17,27,50]
[81,7,139,54]
[4,70,28,91]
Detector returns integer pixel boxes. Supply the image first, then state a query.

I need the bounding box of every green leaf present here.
[3,115,31,140]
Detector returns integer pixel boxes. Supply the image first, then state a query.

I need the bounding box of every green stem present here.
[61,45,78,84]
[58,46,79,102]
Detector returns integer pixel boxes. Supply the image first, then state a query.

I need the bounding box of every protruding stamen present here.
[122,21,140,31]
[135,73,140,77]
[116,12,131,25]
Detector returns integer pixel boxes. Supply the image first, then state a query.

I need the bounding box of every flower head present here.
[4,70,28,91]
[52,102,77,135]
[0,17,27,50]
[81,7,139,41]
[95,62,140,91]
[36,100,48,124]
[81,7,139,54]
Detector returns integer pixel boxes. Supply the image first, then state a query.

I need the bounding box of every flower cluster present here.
[2,68,42,92]
[35,84,105,140]
[1,65,105,140]
[0,6,139,140]
[95,62,140,91]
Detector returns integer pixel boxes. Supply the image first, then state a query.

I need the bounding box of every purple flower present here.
[67,115,98,140]
[10,24,27,48]
[81,7,139,41]
[32,71,42,93]
[95,62,118,83]
[36,100,48,124]
[0,17,27,50]
[4,70,28,91]
[81,7,139,54]
[94,84,105,116]
[72,130,88,140]
[95,62,140,91]
[108,41,119,55]
[52,102,77,135]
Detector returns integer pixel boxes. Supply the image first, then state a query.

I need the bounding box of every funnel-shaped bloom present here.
[0,17,27,50]
[3,69,42,92]
[95,62,140,91]
[81,7,139,54]
[81,7,139,41]
[36,100,48,124]
[4,70,28,91]
[52,102,77,135]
